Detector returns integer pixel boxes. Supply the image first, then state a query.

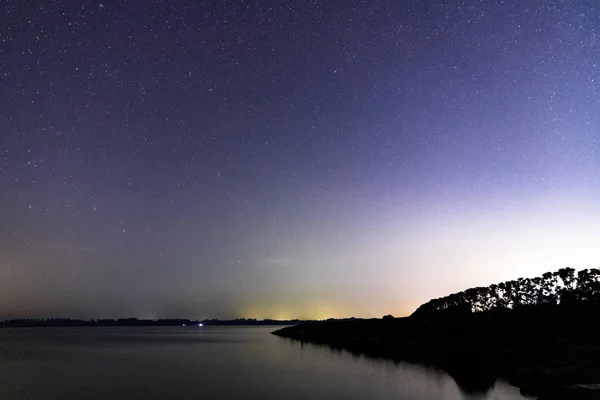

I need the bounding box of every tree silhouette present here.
[412,267,600,317]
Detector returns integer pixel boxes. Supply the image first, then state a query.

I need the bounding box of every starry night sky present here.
[1,0,599,319]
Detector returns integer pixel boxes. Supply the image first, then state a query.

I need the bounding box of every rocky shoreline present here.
[272,306,600,400]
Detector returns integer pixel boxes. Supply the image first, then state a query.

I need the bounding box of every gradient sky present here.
[1,0,599,319]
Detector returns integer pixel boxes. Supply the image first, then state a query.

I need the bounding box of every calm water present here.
[0,326,533,400]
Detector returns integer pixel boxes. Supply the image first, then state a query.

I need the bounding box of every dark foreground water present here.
[0,326,533,400]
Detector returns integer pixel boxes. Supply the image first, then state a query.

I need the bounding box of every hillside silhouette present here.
[273,268,600,400]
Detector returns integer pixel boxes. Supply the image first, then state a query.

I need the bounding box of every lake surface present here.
[0,326,533,399]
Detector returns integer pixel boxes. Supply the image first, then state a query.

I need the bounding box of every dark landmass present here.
[273,268,600,400]
[0,317,315,328]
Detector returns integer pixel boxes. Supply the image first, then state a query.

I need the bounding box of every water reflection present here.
[280,336,534,400]
[0,327,534,400]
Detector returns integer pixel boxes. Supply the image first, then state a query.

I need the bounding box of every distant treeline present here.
[413,267,600,316]
[0,318,313,328]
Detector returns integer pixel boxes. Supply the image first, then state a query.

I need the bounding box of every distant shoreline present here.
[0,318,314,328]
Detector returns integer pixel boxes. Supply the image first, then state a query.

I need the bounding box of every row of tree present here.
[412,268,600,316]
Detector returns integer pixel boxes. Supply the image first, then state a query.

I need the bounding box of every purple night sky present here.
[1,0,599,319]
